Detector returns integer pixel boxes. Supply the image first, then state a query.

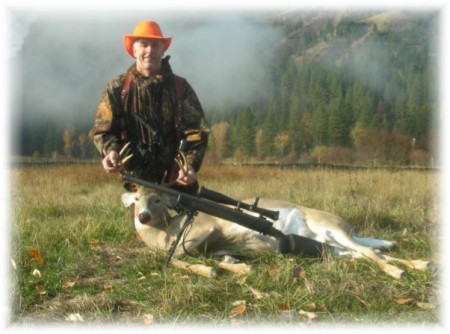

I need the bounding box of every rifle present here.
[121,174,326,265]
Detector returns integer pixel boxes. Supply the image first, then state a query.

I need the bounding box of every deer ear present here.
[121,192,137,208]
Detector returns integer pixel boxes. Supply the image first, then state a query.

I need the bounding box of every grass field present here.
[9,164,441,327]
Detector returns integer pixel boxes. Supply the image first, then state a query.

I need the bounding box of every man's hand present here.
[102,150,121,173]
[175,165,197,186]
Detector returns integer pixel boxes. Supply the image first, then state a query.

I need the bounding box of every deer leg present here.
[381,254,431,271]
[368,253,405,279]
[173,228,253,276]
[170,259,217,278]
[325,230,406,279]
[217,255,253,276]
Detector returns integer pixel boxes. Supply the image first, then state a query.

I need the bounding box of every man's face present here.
[133,38,165,76]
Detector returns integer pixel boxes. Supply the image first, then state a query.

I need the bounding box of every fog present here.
[9,10,281,130]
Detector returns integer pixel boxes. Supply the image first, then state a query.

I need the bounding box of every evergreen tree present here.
[311,103,328,146]
[236,107,257,158]
[328,100,347,146]
[43,125,61,157]
[261,108,278,158]
[301,110,313,154]
[287,88,303,157]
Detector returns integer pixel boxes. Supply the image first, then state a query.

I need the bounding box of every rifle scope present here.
[197,186,279,221]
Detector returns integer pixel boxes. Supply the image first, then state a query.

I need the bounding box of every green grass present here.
[9,164,440,326]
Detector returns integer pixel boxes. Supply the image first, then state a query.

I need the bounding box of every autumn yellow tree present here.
[210,122,230,164]
[275,132,289,158]
[254,128,264,161]
[78,132,89,159]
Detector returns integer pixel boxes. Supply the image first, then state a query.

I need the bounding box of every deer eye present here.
[154,199,161,204]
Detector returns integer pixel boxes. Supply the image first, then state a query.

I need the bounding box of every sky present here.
[1,0,449,333]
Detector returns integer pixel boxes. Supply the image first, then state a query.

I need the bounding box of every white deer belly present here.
[272,208,315,238]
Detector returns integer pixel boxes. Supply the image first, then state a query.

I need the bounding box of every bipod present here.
[164,208,197,267]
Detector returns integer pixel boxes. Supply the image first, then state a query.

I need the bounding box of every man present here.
[92,20,209,193]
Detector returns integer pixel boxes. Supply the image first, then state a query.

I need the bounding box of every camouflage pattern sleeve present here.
[92,77,124,157]
[181,80,210,172]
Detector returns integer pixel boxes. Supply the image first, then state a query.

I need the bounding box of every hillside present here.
[206,10,438,166]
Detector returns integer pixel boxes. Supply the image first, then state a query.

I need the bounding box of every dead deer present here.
[121,185,432,279]
[118,144,432,279]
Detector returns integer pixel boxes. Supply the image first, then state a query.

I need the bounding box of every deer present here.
[118,144,433,279]
[121,184,434,279]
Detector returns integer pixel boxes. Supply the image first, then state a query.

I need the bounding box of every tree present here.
[236,108,257,158]
[275,132,290,158]
[78,132,90,159]
[351,123,376,164]
[210,122,230,163]
[404,71,430,144]
[311,103,328,146]
[43,125,60,157]
[286,102,302,158]
[255,128,264,160]
[301,110,313,153]
[261,109,278,159]
[328,102,348,146]
[310,145,329,164]
[327,83,352,146]
[63,127,75,158]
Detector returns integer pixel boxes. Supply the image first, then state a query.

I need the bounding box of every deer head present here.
[121,186,177,227]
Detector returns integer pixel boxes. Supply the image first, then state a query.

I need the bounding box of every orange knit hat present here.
[123,21,172,57]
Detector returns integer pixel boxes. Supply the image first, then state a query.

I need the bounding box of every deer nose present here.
[138,212,152,225]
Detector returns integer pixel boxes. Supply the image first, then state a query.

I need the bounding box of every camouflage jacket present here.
[92,56,209,185]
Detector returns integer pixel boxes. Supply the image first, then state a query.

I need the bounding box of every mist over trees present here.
[16,10,439,167]
[208,11,438,167]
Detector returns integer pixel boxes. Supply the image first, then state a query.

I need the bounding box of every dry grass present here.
[9,164,440,327]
